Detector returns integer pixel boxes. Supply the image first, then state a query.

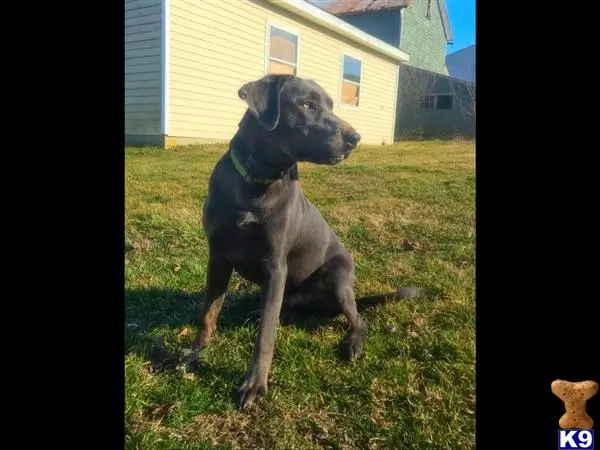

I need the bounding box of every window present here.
[420,95,435,108]
[341,55,362,106]
[436,95,453,110]
[419,94,454,110]
[426,0,432,18]
[267,25,298,75]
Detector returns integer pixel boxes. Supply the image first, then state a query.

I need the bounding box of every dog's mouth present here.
[329,149,353,165]
[303,143,355,165]
[336,152,350,162]
[340,142,358,159]
[345,141,358,152]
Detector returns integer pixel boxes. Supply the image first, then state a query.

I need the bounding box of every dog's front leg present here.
[236,262,287,409]
[192,256,233,351]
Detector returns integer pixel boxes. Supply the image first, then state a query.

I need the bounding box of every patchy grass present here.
[125,140,475,449]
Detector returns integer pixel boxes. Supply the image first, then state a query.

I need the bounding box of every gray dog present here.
[191,74,422,409]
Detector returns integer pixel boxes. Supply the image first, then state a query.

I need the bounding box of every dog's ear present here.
[238,75,293,131]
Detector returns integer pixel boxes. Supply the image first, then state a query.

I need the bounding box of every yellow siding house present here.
[125,0,410,147]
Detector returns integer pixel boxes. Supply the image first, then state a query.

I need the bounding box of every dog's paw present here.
[191,331,212,352]
[177,348,200,373]
[340,330,365,362]
[236,372,268,410]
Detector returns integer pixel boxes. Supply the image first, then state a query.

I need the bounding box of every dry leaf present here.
[132,239,151,252]
[233,279,252,292]
[178,327,191,337]
[403,239,421,251]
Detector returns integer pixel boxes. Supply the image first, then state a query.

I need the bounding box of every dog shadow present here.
[125,285,346,376]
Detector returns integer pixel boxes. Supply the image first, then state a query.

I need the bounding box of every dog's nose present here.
[345,132,361,146]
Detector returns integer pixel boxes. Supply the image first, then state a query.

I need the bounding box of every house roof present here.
[437,1,453,41]
[445,44,475,82]
[321,0,453,42]
[322,0,411,15]
[266,0,409,62]
[446,43,475,58]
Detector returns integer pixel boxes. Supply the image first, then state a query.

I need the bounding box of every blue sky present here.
[445,0,476,54]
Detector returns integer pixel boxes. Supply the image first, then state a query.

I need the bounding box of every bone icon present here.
[551,379,598,429]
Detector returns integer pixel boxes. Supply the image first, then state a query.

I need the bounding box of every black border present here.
[476,1,598,448]
[22,0,125,445]
[23,0,599,447]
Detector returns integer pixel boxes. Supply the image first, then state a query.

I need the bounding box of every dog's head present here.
[238,74,361,165]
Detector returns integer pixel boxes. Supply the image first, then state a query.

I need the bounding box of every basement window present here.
[267,24,299,75]
[341,54,362,106]
[436,94,454,110]
[420,94,454,110]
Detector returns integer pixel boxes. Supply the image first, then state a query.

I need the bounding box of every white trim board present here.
[391,62,400,144]
[266,0,410,63]
[160,0,170,135]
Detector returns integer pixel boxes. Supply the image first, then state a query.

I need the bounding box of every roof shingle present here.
[322,0,411,16]
[318,0,452,42]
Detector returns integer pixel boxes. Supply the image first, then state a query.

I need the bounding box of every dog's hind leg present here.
[286,253,366,361]
[192,257,233,351]
[327,255,367,362]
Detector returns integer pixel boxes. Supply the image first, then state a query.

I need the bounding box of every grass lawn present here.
[125,140,475,449]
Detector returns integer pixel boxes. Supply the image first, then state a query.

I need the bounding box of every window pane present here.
[436,95,453,110]
[420,96,434,108]
[268,59,296,75]
[342,81,360,106]
[343,55,361,84]
[269,27,297,64]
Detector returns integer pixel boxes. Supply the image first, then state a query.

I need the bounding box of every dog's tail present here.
[356,286,426,313]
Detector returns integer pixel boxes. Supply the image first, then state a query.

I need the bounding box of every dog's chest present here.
[207,211,270,284]
[209,210,269,260]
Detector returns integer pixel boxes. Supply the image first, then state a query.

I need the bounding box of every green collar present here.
[230,146,281,185]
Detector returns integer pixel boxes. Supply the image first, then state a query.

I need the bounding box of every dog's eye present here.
[301,102,314,110]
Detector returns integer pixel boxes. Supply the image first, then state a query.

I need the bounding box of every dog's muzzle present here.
[343,131,361,151]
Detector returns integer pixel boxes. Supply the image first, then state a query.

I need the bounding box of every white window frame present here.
[339,52,363,108]
[265,21,300,76]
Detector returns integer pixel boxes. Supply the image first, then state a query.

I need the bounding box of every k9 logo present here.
[559,429,594,449]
